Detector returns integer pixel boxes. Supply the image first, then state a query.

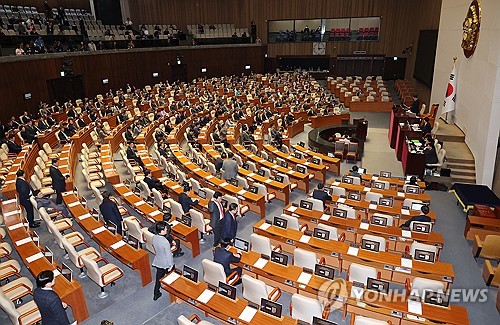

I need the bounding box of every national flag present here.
[442,64,457,116]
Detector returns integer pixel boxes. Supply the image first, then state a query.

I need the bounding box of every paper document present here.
[15,237,32,246]
[337,198,346,204]
[3,198,17,204]
[8,223,25,230]
[397,192,405,197]
[150,210,162,217]
[299,235,311,243]
[68,201,80,208]
[134,200,146,207]
[253,258,269,269]
[401,230,412,238]
[287,206,297,213]
[171,184,181,190]
[408,300,423,315]
[238,306,258,322]
[197,289,216,304]
[372,176,378,181]
[220,182,229,187]
[259,223,271,231]
[170,220,180,227]
[237,190,246,195]
[108,240,125,250]
[264,179,272,183]
[297,272,313,285]
[401,258,413,268]
[26,252,44,263]
[78,213,91,220]
[401,209,410,216]
[359,223,369,230]
[247,173,256,177]
[332,181,340,186]
[363,187,371,192]
[92,226,106,234]
[320,214,330,221]
[347,247,359,256]
[369,204,377,210]
[4,210,21,217]
[162,272,181,285]
[123,192,134,197]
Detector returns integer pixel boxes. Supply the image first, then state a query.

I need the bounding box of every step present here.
[447,162,475,169]
[452,175,476,184]
[450,168,476,176]
[436,134,465,143]
[447,157,475,164]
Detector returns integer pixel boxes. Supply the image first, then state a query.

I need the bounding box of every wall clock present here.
[461,0,481,58]
[313,42,326,55]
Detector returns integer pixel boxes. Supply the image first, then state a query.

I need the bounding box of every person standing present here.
[208,191,224,248]
[221,152,238,180]
[15,170,39,228]
[152,222,175,301]
[49,159,66,205]
[99,192,123,235]
[221,203,238,242]
[33,270,71,325]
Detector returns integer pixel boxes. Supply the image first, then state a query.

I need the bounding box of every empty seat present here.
[201,259,240,287]
[81,255,123,298]
[290,293,329,324]
[0,289,41,325]
[241,274,281,305]
[293,247,322,270]
[348,263,379,285]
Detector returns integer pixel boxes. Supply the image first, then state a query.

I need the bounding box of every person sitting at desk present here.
[20,125,37,144]
[400,205,431,228]
[213,238,242,283]
[406,176,418,186]
[312,183,332,209]
[124,126,134,142]
[404,94,420,115]
[424,142,438,165]
[126,142,145,169]
[215,153,224,174]
[99,191,123,235]
[6,135,22,154]
[348,165,363,181]
[179,183,198,213]
[34,190,70,218]
[143,169,168,194]
[421,117,432,134]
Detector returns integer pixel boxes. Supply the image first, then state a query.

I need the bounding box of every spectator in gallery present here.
[128,40,135,49]
[125,17,133,30]
[88,41,97,51]
[15,43,25,56]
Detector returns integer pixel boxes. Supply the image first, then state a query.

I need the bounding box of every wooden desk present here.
[464,216,500,240]
[104,120,132,153]
[170,144,266,219]
[282,204,443,255]
[161,273,298,325]
[232,144,310,193]
[329,180,431,205]
[1,199,89,323]
[62,193,152,286]
[70,125,94,154]
[291,144,341,176]
[286,118,305,138]
[37,128,59,148]
[264,144,326,183]
[202,144,291,205]
[2,146,32,198]
[136,144,162,179]
[388,109,421,149]
[349,101,393,112]
[57,144,75,191]
[100,144,121,184]
[310,114,350,129]
[162,179,211,220]
[113,183,201,258]
[359,173,426,190]
[401,140,426,180]
[395,124,422,161]
[253,220,454,288]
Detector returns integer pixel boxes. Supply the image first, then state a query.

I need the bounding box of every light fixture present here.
[152,72,159,78]
[102,79,109,84]
[201,68,207,73]
[245,65,251,70]
[24,93,32,100]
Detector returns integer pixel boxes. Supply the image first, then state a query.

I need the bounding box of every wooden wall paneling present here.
[4,0,91,12]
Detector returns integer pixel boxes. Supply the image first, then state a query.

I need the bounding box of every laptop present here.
[371,215,388,226]
[312,157,320,165]
[411,222,431,233]
[424,291,450,308]
[297,165,306,174]
[342,176,353,184]
[181,214,192,227]
[299,200,312,210]
[128,235,140,249]
[275,174,284,183]
[248,185,259,194]
[228,178,239,187]
[348,192,361,201]
[372,181,385,189]
[273,216,288,229]
[234,237,249,252]
[411,202,426,211]
[379,197,393,207]
[280,161,288,168]
[314,264,335,280]
[257,169,266,177]
[406,185,420,194]
[313,228,330,240]
[366,278,390,294]
[242,163,250,170]
[333,208,347,219]
[183,265,199,283]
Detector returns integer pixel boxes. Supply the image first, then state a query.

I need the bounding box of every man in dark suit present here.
[208,191,224,248]
[407,94,420,115]
[179,183,198,213]
[213,238,242,280]
[400,205,432,228]
[49,159,66,205]
[20,125,36,144]
[143,169,167,193]
[37,116,50,131]
[33,270,71,325]
[347,165,363,182]
[424,143,438,165]
[312,183,332,209]
[124,127,135,142]
[76,115,87,128]
[15,170,39,228]
[6,135,22,154]
[99,191,123,234]
[214,153,224,173]
[221,203,238,241]
[421,117,432,134]
[126,142,145,169]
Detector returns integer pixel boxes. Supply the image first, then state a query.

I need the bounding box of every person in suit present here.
[33,270,71,325]
[179,183,198,213]
[421,117,432,134]
[49,159,66,204]
[20,125,36,144]
[213,238,242,281]
[214,153,224,173]
[6,135,22,154]
[34,190,70,218]
[99,192,123,235]
[406,94,420,115]
[147,212,184,257]
[143,169,167,193]
[347,165,363,182]
[400,205,432,228]
[221,203,238,241]
[424,142,438,165]
[152,221,175,301]
[208,191,224,248]
[124,127,135,142]
[76,115,87,128]
[221,152,238,180]
[126,142,145,169]
[57,125,70,143]
[15,170,39,228]
[312,183,332,209]
[37,116,50,131]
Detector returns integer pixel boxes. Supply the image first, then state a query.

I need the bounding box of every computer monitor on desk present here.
[348,192,361,201]
[333,208,347,219]
[197,189,206,199]
[380,171,392,178]
[406,185,420,194]
[424,291,450,307]
[300,200,313,210]
[314,264,335,280]
[342,176,353,184]
[260,298,282,318]
[361,239,381,252]
[183,265,198,283]
[379,197,393,207]
[271,251,288,266]
[366,278,389,294]
[275,175,284,183]
[411,202,426,211]
[414,249,436,263]
[312,317,337,325]
[411,221,432,233]
[313,228,330,240]
[273,216,288,229]
[218,281,236,300]
[234,237,249,252]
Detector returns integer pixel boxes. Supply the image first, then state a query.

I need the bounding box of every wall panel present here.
[4,0,91,12]
[0,45,265,121]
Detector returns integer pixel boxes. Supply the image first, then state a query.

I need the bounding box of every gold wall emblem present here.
[461,0,481,58]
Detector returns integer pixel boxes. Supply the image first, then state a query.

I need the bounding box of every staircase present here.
[435,120,476,184]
